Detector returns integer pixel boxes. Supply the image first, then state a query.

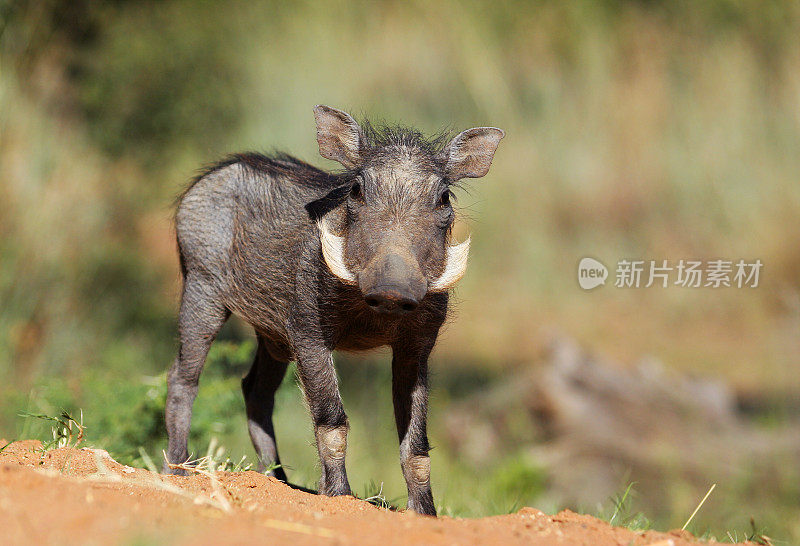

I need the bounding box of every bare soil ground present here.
[0,441,746,545]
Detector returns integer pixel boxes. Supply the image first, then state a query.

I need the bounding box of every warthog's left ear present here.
[439,127,505,180]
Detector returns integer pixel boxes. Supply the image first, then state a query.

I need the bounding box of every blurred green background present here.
[1,0,799,542]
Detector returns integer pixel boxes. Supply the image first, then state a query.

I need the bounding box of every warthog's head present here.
[313,105,504,315]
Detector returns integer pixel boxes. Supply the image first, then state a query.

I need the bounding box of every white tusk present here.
[318,219,357,284]
[429,236,470,292]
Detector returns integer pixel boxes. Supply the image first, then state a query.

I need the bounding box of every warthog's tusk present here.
[429,236,470,292]
[319,219,470,291]
[318,220,357,284]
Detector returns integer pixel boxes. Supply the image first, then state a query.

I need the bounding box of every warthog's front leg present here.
[294,344,351,497]
[392,340,436,516]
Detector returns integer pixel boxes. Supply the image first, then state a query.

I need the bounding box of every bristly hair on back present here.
[195,151,334,187]
[176,151,340,207]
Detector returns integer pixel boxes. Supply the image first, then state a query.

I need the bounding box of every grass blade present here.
[682,483,716,531]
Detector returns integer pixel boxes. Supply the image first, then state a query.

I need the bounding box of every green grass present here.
[594,482,652,532]
[592,481,783,544]
[17,410,85,452]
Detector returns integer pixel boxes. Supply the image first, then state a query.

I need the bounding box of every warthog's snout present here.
[360,252,426,314]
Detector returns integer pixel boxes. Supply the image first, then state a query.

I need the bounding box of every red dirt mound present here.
[0,440,747,545]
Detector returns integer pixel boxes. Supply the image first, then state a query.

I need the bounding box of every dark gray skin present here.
[164,105,504,516]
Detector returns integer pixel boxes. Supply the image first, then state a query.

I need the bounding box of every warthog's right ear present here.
[314,105,363,169]
[439,127,505,180]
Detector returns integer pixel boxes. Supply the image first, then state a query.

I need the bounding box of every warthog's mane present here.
[359,120,452,161]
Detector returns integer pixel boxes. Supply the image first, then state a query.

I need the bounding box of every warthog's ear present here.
[440,127,505,180]
[313,105,363,169]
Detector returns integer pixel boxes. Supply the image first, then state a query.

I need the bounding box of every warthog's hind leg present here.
[242,335,289,481]
[164,274,229,474]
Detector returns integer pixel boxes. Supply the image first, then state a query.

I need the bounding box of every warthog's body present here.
[165,106,503,515]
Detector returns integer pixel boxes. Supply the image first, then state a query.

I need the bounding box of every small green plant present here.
[261,461,283,475]
[361,480,399,510]
[608,482,634,525]
[19,410,85,451]
[599,482,652,532]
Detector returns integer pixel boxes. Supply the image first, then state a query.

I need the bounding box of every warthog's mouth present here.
[317,219,470,293]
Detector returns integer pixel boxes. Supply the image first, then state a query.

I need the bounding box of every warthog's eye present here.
[436,190,451,209]
[350,181,363,201]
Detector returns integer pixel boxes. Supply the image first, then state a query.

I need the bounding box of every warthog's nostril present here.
[364,290,419,315]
